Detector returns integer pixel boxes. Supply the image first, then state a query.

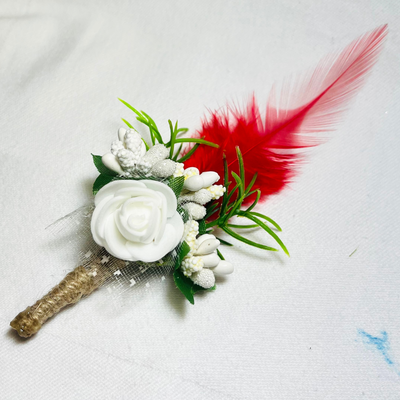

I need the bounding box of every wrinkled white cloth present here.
[1,1,400,399]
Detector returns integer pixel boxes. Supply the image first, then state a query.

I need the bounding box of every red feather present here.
[184,25,387,201]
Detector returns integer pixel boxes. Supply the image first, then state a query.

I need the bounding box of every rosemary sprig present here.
[205,147,289,256]
[119,98,219,156]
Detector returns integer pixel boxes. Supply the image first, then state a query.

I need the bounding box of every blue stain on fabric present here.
[358,329,400,375]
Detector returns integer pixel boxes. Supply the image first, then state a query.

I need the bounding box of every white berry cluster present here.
[177,167,226,221]
[180,221,233,289]
[102,128,180,178]
[183,220,199,256]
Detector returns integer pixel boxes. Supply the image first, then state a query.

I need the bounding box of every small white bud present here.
[201,252,220,268]
[151,159,177,178]
[102,153,123,174]
[195,235,220,255]
[190,269,215,289]
[212,260,234,275]
[183,167,199,179]
[118,127,127,142]
[182,202,206,220]
[201,171,220,187]
[183,175,204,191]
[142,144,169,166]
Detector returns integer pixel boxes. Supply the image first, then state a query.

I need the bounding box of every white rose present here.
[91,180,184,262]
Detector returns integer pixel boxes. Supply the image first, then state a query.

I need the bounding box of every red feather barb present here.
[184,25,388,201]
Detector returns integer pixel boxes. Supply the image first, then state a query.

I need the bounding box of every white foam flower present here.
[91,180,184,262]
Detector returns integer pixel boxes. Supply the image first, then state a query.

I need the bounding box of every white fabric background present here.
[1,1,399,399]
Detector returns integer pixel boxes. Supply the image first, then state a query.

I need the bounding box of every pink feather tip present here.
[184,25,388,201]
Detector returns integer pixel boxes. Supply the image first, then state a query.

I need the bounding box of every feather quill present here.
[184,25,388,200]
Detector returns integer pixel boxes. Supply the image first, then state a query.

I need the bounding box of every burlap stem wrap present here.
[10,250,125,338]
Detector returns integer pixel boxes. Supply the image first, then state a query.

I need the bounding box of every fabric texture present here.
[1,1,399,399]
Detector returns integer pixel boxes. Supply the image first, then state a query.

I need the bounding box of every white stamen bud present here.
[182,202,206,220]
[102,153,124,174]
[181,256,204,277]
[201,171,220,187]
[190,269,215,289]
[183,167,199,179]
[173,163,184,177]
[195,234,220,255]
[211,260,234,275]
[142,144,169,167]
[207,185,226,200]
[118,127,127,142]
[151,159,177,178]
[201,252,220,268]
[111,140,124,156]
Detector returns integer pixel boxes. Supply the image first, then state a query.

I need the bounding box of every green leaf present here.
[93,174,115,195]
[167,119,176,157]
[221,226,278,252]
[118,98,142,117]
[244,189,261,213]
[174,138,219,148]
[141,110,159,130]
[242,213,289,256]
[174,241,191,271]
[168,176,185,199]
[91,154,118,177]
[173,270,195,304]
[227,223,259,229]
[141,138,150,151]
[221,182,240,215]
[172,143,183,161]
[198,219,207,235]
[231,172,244,199]
[205,201,219,219]
[176,127,189,135]
[176,144,200,163]
[245,211,282,232]
[173,241,215,304]
[173,269,215,304]
[118,99,163,145]
[217,249,225,260]
[236,146,245,187]
[121,118,134,129]
[244,172,258,195]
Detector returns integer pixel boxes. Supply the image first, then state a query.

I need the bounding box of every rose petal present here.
[92,195,126,244]
[95,180,146,206]
[115,198,155,243]
[125,212,184,262]
[142,180,177,217]
[103,214,133,260]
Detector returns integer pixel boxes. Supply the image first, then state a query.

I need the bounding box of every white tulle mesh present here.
[46,202,179,303]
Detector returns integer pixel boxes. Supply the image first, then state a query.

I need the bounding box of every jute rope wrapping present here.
[10,251,125,338]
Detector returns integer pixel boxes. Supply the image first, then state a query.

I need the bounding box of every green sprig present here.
[119,99,219,159]
[205,147,288,256]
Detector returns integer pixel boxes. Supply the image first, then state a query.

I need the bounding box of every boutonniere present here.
[11,25,387,338]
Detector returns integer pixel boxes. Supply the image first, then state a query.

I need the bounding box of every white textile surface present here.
[1,1,399,399]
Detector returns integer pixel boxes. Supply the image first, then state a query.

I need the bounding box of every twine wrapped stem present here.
[10,250,125,338]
